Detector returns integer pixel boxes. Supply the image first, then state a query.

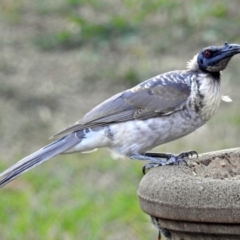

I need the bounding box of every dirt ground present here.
[190,148,240,179]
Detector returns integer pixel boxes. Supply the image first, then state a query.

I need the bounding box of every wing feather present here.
[53,70,191,137]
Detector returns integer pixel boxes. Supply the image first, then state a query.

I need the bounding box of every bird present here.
[0,42,240,188]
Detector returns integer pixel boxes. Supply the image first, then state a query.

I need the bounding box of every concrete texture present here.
[137,148,240,239]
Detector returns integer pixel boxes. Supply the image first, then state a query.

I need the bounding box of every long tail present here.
[0,134,80,187]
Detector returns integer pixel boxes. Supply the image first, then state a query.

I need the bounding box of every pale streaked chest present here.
[191,73,221,121]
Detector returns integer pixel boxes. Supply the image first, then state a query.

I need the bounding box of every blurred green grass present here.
[0,0,240,239]
[0,152,155,240]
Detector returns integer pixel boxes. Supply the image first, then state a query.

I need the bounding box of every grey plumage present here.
[0,135,80,185]
[0,42,240,187]
[54,71,191,137]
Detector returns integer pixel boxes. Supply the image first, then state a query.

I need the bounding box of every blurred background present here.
[0,0,240,239]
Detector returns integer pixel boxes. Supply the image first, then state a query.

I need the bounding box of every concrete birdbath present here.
[137,148,240,240]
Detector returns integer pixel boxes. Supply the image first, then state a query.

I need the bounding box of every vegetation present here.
[0,0,240,239]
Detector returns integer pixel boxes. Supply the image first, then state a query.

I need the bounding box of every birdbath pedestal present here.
[137,148,240,240]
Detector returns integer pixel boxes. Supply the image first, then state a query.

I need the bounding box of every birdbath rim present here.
[137,147,240,223]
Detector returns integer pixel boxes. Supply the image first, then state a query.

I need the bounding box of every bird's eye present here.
[203,50,211,58]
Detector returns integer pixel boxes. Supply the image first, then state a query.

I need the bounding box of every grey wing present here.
[53,71,191,137]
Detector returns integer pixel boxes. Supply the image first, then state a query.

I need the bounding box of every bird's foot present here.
[142,150,198,174]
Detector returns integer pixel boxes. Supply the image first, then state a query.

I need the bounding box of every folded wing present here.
[53,71,191,137]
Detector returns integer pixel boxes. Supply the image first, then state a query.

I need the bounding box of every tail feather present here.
[0,134,80,187]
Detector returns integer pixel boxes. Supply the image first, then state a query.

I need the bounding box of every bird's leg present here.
[145,151,198,159]
[129,154,168,165]
[130,151,198,174]
[144,152,174,158]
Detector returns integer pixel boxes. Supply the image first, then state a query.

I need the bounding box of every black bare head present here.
[197,42,240,73]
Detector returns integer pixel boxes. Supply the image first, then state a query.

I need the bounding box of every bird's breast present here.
[109,109,204,158]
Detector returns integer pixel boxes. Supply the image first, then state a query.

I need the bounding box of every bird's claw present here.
[142,150,198,174]
[143,162,160,174]
[178,150,198,159]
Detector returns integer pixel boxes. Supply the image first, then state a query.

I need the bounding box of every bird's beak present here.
[219,42,240,58]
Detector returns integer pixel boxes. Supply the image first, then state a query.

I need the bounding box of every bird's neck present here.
[208,71,221,82]
[193,72,222,121]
